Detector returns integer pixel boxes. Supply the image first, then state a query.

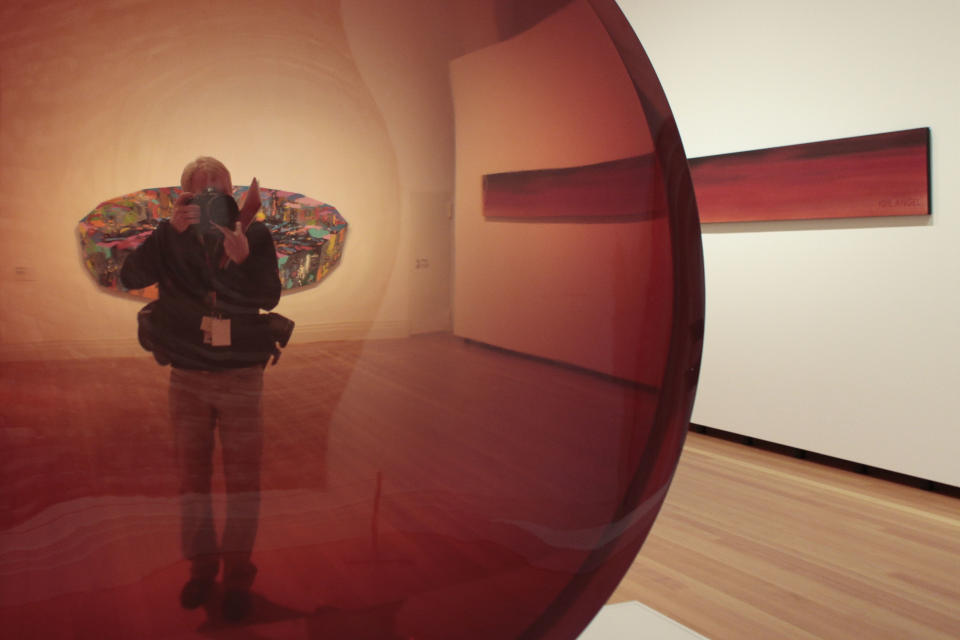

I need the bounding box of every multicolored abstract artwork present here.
[689,128,931,223]
[77,186,348,298]
[482,154,666,219]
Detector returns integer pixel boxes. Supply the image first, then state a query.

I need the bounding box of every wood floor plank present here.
[610,432,960,639]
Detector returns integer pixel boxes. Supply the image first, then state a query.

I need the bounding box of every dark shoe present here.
[222,589,251,622]
[179,579,214,609]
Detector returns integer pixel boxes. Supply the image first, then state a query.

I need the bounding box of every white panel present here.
[579,601,709,639]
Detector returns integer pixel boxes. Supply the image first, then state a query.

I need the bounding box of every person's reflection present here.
[120,157,284,622]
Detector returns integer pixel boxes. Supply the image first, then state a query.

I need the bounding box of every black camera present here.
[191,187,239,232]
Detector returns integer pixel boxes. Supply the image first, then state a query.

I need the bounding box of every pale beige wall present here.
[450,0,672,384]
[339,0,492,335]
[0,0,403,359]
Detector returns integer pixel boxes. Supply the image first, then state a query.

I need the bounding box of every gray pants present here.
[169,366,264,590]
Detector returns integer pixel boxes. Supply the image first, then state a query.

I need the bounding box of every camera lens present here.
[192,189,238,230]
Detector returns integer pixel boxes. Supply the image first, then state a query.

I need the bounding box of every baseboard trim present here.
[0,338,144,362]
[689,423,960,498]
[0,320,409,362]
[291,320,407,343]
[461,336,656,391]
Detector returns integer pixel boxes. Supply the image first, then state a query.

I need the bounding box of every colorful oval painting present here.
[77,185,348,298]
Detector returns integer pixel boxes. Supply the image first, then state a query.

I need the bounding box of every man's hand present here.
[171,193,200,233]
[214,221,251,265]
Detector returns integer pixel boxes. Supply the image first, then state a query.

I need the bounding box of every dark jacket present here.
[120,220,282,370]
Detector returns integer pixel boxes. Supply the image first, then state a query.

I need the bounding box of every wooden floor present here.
[609,431,960,639]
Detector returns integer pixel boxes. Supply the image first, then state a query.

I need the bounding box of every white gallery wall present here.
[620,0,960,486]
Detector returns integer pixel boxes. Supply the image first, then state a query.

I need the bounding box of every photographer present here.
[121,157,282,622]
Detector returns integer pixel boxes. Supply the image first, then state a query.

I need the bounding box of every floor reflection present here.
[1,334,660,639]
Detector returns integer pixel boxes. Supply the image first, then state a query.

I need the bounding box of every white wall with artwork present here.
[450,0,673,385]
[620,0,960,486]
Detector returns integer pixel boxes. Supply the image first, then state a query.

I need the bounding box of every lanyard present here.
[205,290,219,317]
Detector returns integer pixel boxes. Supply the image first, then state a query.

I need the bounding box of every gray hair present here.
[180,156,233,194]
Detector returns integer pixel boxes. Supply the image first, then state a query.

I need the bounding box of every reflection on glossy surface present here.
[0,0,702,638]
[77,186,348,297]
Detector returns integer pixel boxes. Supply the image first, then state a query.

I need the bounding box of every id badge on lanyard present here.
[201,291,231,347]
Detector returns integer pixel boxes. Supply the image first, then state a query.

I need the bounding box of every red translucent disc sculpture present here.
[0,1,703,639]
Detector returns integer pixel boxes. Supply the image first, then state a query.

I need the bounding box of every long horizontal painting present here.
[483,155,666,219]
[689,128,930,223]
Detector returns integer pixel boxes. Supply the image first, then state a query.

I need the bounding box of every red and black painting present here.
[688,128,930,223]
